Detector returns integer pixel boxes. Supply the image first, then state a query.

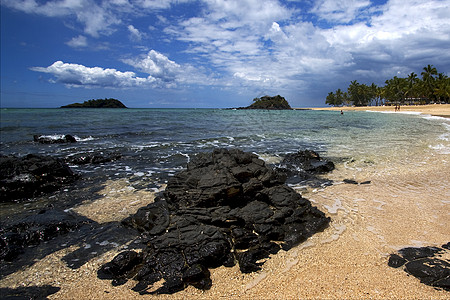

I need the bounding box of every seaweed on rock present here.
[98,149,330,294]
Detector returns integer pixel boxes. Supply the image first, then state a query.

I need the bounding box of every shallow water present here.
[1,108,449,213]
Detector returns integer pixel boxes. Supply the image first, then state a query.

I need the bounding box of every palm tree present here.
[326,92,336,106]
[406,72,418,103]
[335,88,345,106]
[434,74,450,103]
[421,64,438,103]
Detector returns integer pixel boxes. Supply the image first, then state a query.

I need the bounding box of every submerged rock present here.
[0,285,60,299]
[0,154,79,202]
[276,150,335,186]
[33,134,77,144]
[388,243,450,291]
[98,149,330,294]
[65,152,121,165]
[282,150,335,174]
[0,209,91,262]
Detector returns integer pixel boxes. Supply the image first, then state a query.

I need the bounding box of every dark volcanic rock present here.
[282,150,335,173]
[0,154,79,202]
[0,209,91,262]
[388,243,450,291]
[99,149,330,294]
[276,150,335,186]
[34,134,77,144]
[0,285,60,300]
[65,152,121,165]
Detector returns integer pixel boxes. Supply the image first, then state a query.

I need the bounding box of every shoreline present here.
[2,155,448,299]
[1,152,449,299]
[301,103,450,118]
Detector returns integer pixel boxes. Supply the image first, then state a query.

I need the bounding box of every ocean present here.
[1,108,449,180]
[1,108,449,174]
[1,108,450,298]
[1,107,449,214]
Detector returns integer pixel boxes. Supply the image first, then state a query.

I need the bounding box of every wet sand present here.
[1,107,449,299]
[305,103,450,118]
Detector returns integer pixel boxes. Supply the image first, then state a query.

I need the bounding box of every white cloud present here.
[2,0,121,37]
[66,35,88,48]
[31,50,210,89]
[5,0,450,102]
[123,50,209,85]
[135,0,175,9]
[128,24,144,42]
[311,0,372,24]
[31,61,154,88]
[124,50,180,78]
[167,0,450,93]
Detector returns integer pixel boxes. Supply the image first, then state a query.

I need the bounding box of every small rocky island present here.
[237,95,292,110]
[61,98,127,108]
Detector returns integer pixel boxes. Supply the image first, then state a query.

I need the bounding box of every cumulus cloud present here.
[128,25,145,42]
[30,61,154,88]
[135,0,192,9]
[311,0,372,24]
[161,0,450,96]
[123,50,209,85]
[31,50,209,89]
[5,0,450,102]
[2,0,122,37]
[66,35,88,48]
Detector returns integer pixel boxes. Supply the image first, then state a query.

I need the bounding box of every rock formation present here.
[98,149,330,294]
[65,152,121,165]
[388,243,450,291]
[0,154,79,202]
[33,134,77,144]
[0,209,90,262]
[276,150,335,185]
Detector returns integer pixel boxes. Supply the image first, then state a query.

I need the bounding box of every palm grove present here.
[326,65,450,107]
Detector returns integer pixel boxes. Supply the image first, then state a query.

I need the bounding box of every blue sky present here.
[1,0,450,108]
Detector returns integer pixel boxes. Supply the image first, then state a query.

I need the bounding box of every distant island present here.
[61,98,127,108]
[236,95,292,110]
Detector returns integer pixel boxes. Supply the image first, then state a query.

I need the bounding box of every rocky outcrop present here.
[388,243,450,291]
[0,154,79,202]
[282,150,335,173]
[33,134,77,144]
[0,285,60,299]
[98,149,330,294]
[276,150,335,185]
[0,209,91,262]
[237,95,292,110]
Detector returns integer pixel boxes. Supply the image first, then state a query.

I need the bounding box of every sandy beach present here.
[305,103,450,118]
[1,106,449,299]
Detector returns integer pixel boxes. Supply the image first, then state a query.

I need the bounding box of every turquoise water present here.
[1,108,449,183]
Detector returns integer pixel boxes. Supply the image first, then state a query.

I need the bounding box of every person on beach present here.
[340,110,343,115]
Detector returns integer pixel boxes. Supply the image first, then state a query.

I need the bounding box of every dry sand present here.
[304,103,450,118]
[1,105,449,299]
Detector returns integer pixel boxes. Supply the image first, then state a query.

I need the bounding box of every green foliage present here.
[61,98,127,108]
[248,95,292,109]
[326,65,449,106]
